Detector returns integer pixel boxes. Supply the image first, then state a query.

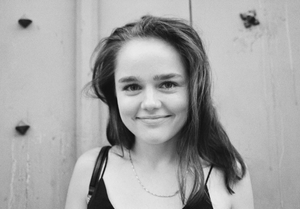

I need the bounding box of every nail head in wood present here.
[18,18,32,28]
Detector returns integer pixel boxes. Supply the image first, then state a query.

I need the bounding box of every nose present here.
[141,88,161,111]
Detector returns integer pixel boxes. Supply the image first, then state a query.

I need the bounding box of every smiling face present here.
[115,38,188,146]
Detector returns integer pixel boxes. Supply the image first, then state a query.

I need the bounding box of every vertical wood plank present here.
[0,0,77,208]
[75,0,109,157]
[97,0,190,40]
[192,0,300,208]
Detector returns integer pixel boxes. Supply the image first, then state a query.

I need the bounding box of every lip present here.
[136,115,170,120]
[136,115,171,125]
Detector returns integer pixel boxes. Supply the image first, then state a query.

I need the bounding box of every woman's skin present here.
[115,37,189,149]
[65,37,254,209]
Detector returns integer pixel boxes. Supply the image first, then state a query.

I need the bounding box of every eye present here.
[123,84,142,91]
[160,81,177,89]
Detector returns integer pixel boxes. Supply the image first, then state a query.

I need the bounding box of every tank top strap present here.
[205,165,214,185]
[87,146,111,204]
[99,148,110,179]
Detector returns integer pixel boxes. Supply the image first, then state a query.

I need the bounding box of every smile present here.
[136,115,171,125]
[136,115,170,119]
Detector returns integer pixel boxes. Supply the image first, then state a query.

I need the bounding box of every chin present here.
[136,133,178,146]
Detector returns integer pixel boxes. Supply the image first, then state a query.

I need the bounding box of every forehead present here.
[115,38,186,79]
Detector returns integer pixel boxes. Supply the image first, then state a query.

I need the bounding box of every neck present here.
[131,139,179,169]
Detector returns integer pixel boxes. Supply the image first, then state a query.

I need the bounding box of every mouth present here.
[136,115,171,120]
[135,115,172,125]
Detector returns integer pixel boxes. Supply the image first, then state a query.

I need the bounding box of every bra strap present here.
[87,146,111,203]
[205,165,214,185]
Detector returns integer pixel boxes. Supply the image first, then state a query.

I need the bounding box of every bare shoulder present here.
[70,147,102,180]
[231,166,254,209]
[71,146,104,186]
[64,147,102,209]
[207,165,254,209]
[206,166,232,209]
[77,147,102,166]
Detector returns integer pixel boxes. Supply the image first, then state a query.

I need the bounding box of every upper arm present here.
[64,148,100,209]
[231,168,254,209]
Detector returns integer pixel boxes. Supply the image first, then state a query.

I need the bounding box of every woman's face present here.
[115,38,188,146]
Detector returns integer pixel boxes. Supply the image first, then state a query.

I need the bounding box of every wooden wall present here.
[0,0,299,208]
[0,0,76,208]
[191,1,300,208]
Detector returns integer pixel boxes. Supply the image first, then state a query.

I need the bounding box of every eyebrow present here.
[118,76,139,83]
[117,73,183,83]
[153,73,183,81]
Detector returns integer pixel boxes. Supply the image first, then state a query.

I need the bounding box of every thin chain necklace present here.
[128,150,179,198]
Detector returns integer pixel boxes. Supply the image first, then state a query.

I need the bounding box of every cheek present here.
[172,93,189,117]
[177,101,188,121]
[116,94,138,121]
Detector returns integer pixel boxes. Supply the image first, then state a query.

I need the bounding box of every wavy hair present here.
[89,15,246,206]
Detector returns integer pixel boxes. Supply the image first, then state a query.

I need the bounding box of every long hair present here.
[90,15,246,206]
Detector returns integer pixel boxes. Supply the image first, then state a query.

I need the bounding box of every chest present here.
[103,164,184,209]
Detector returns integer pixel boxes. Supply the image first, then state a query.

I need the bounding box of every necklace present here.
[128,150,179,198]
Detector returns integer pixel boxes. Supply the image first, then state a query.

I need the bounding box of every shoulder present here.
[207,164,254,209]
[230,166,254,209]
[77,147,102,167]
[64,147,103,209]
[71,147,103,179]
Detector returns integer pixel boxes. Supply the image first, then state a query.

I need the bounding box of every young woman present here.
[65,15,254,209]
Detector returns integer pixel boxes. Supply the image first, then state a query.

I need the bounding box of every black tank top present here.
[87,147,214,209]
